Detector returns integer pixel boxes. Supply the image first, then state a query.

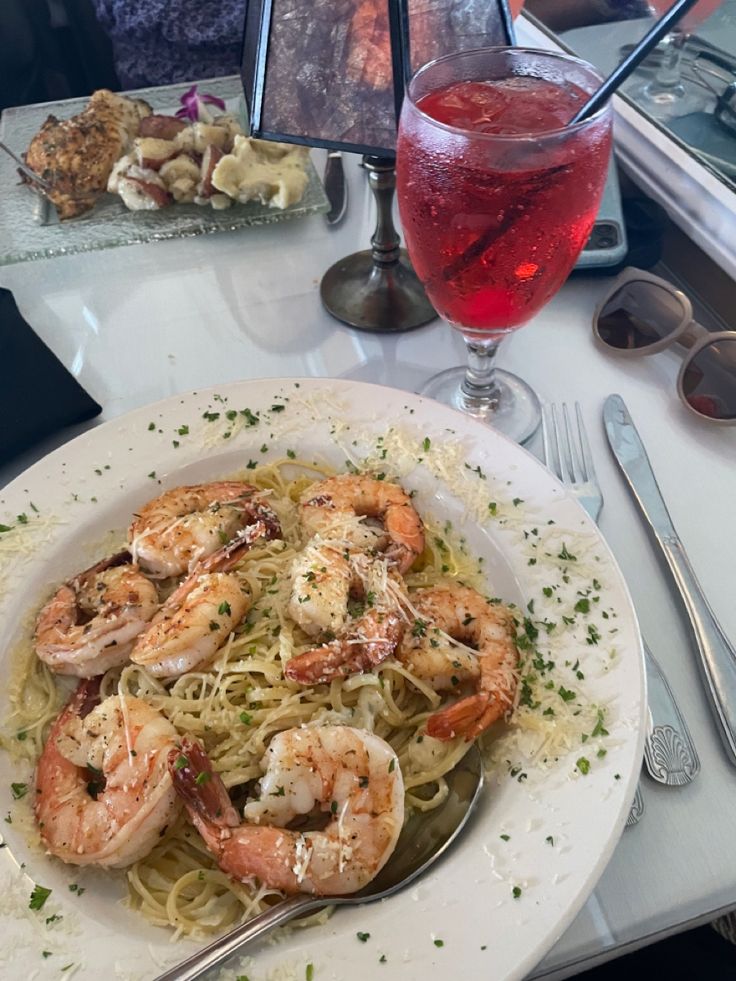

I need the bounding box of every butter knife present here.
[323,150,347,226]
[604,393,736,766]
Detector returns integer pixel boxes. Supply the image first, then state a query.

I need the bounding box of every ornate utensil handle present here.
[659,534,736,766]
[643,641,700,785]
[626,783,645,827]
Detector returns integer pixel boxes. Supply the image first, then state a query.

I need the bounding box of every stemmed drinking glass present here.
[396,48,613,444]
[633,0,722,121]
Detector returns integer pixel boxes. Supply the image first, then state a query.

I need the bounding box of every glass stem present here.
[462,336,502,403]
[654,31,688,89]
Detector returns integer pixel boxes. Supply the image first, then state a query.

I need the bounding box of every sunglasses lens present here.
[597,281,686,350]
[682,337,736,421]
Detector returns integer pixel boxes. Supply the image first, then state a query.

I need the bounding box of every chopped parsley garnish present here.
[412,618,428,638]
[218,601,232,616]
[330,800,338,814]
[271,786,286,797]
[512,886,522,899]
[177,425,189,436]
[202,411,220,422]
[576,757,591,775]
[287,449,296,459]
[306,964,314,981]
[195,772,211,786]
[240,712,253,725]
[500,834,510,841]
[512,497,523,506]
[591,711,609,738]
[558,544,577,562]
[433,939,444,947]
[574,598,590,614]
[558,686,576,703]
[29,884,52,911]
[545,836,554,846]
[68,884,85,896]
[208,620,220,632]
[174,755,189,770]
[488,502,498,516]
[379,955,387,963]
[586,624,601,645]
[357,932,370,942]
[388,758,396,773]
[422,437,431,452]
[11,782,27,800]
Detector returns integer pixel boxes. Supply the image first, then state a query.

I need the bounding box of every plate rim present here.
[0,375,647,980]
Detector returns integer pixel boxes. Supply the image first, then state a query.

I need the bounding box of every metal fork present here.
[540,404,700,812]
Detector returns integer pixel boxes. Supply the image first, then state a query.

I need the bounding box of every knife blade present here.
[603,393,736,766]
[323,151,347,226]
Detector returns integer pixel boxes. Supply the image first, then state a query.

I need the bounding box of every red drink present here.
[397,75,612,333]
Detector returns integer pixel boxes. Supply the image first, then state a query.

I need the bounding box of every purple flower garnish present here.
[176,85,227,123]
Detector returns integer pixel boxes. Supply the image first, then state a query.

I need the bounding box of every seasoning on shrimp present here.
[130,535,263,678]
[128,481,280,578]
[34,550,158,677]
[285,545,409,684]
[397,584,520,741]
[34,679,179,867]
[169,726,404,895]
[299,474,425,573]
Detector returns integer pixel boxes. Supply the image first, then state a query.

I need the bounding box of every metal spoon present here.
[154,744,484,981]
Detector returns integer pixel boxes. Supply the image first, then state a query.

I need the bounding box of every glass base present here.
[631,80,710,121]
[419,365,541,444]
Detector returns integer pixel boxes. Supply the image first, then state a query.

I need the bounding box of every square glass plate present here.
[0,76,329,266]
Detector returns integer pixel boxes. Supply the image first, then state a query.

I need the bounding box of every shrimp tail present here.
[426,693,501,742]
[195,508,282,577]
[69,550,135,588]
[75,676,103,719]
[168,738,240,830]
[285,611,404,685]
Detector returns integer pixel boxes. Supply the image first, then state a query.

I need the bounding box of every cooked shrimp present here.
[131,535,262,678]
[34,551,159,678]
[287,540,352,639]
[128,481,281,578]
[285,549,408,685]
[169,726,404,895]
[285,608,405,685]
[34,679,179,867]
[300,474,424,574]
[398,585,519,741]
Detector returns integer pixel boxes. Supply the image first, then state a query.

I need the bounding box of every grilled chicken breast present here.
[25,90,152,220]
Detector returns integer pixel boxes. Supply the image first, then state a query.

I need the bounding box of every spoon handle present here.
[153,894,329,981]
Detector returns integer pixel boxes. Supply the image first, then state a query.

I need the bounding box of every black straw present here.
[570,0,704,124]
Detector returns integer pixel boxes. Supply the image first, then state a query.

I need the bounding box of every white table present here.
[1,153,735,978]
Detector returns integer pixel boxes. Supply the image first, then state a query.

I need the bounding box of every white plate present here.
[0,378,645,980]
